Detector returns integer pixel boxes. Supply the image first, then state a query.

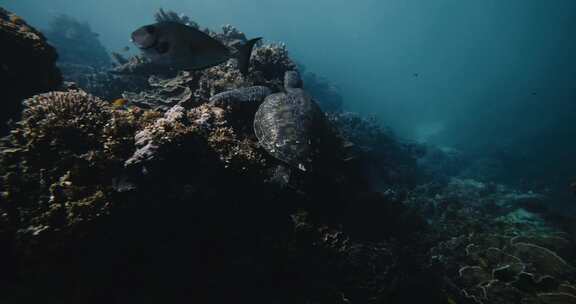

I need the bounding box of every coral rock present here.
[0,7,62,132]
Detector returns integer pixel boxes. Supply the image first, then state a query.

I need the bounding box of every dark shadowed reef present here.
[1,6,576,304]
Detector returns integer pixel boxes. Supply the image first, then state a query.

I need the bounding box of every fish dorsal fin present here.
[236,37,262,75]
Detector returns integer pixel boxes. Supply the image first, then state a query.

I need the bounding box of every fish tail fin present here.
[236,37,262,75]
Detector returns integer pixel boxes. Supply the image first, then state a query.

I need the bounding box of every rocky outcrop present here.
[0,7,62,133]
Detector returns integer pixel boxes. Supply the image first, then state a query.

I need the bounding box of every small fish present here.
[122,46,130,52]
[112,98,129,108]
[131,21,261,75]
[9,14,24,25]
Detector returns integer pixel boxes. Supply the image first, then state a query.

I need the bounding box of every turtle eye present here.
[145,25,156,34]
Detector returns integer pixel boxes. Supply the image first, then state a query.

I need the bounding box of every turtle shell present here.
[253,89,324,171]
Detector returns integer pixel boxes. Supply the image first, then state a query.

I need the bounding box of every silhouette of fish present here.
[131,21,261,75]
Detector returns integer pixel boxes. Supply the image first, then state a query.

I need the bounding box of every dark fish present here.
[122,46,130,52]
[131,21,261,75]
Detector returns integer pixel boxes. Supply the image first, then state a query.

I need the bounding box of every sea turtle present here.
[207,70,329,172]
[253,70,328,171]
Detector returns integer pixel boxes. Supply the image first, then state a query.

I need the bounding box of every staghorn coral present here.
[0,7,62,133]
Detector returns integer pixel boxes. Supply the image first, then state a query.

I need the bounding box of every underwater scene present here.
[1,0,576,303]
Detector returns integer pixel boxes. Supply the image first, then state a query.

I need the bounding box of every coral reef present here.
[2,9,574,304]
[60,63,149,101]
[250,42,298,82]
[115,27,297,110]
[154,7,198,28]
[0,7,62,133]
[45,14,111,68]
[42,14,148,101]
[110,55,274,110]
[431,232,576,304]
[122,71,197,111]
[209,24,249,48]
[299,63,344,112]
[0,88,423,303]
[0,90,151,239]
[405,175,576,304]
[328,112,424,190]
[0,22,429,303]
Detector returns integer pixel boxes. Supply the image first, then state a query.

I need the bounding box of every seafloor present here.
[1,7,575,304]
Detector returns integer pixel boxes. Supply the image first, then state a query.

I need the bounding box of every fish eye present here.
[145,25,156,34]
